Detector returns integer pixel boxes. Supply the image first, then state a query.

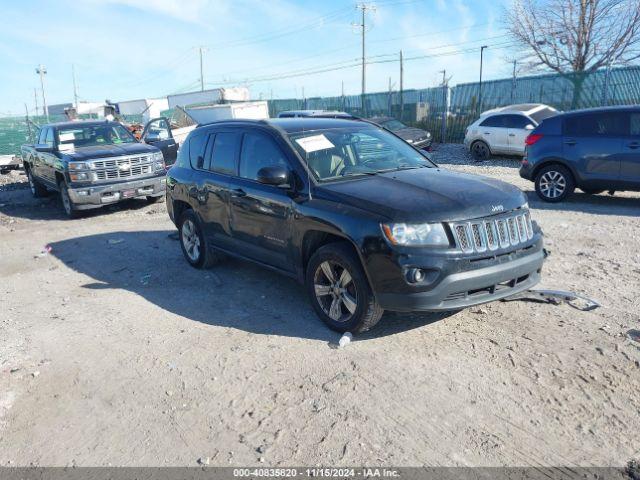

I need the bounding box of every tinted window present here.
[502,114,532,129]
[565,112,627,136]
[630,113,640,136]
[188,133,210,169]
[239,132,288,180]
[479,115,505,127]
[37,128,48,144]
[209,132,241,175]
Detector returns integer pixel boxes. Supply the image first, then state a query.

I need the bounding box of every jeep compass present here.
[166,118,545,333]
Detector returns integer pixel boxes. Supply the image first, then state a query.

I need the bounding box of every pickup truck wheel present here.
[27,169,48,198]
[535,165,575,202]
[58,181,80,218]
[178,210,220,269]
[471,141,491,161]
[306,242,384,334]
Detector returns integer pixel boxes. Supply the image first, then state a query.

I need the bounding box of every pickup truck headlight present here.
[69,172,89,181]
[382,222,449,247]
[69,162,88,170]
[152,152,165,170]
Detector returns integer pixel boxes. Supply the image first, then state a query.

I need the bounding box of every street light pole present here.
[36,64,49,121]
[478,46,488,114]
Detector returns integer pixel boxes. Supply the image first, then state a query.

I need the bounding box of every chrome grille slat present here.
[86,154,155,182]
[450,209,534,254]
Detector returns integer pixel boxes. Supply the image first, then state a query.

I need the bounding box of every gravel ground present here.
[0,146,639,468]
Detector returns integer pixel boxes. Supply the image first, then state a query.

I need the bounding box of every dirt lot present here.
[1,145,639,467]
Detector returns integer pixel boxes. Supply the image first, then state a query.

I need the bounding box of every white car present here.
[464,104,558,160]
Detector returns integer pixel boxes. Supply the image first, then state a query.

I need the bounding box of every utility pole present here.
[399,50,404,120]
[356,3,375,117]
[36,64,49,121]
[440,70,447,143]
[72,64,79,109]
[25,103,31,140]
[602,60,612,106]
[33,88,39,118]
[511,60,517,102]
[199,46,206,92]
[478,46,488,115]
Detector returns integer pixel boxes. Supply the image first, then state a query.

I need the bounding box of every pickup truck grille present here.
[450,210,534,254]
[91,155,155,182]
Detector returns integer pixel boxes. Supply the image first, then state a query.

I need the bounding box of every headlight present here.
[152,152,164,162]
[381,223,449,247]
[426,132,431,138]
[407,139,414,144]
[69,162,88,170]
[69,172,89,181]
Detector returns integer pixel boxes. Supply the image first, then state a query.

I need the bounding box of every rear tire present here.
[535,164,575,203]
[306,242,383,334]
[178,209,220,269]
[471,140,491,161]
[27,169,48,198]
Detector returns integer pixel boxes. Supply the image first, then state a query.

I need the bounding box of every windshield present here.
[381,119,406,131]
[56,124,136,150]
[288,126,434,182]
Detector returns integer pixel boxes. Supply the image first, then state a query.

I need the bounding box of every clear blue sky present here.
[0,0,514,115]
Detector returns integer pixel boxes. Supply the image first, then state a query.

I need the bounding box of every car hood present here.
[60,142,158,160]
[315,168,527,223]
[394,127,430,141]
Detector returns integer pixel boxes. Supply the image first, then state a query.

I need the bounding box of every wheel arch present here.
[531,159,578,184]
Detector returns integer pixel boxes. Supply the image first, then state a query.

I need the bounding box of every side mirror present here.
[35,144,54,153]
[525,124,535,130]
[257,165,289,186]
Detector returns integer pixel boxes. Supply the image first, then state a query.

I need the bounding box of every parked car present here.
[465,104,559,160]
[21,120,166,218]
[520,106,640,202]
[369,116,432,150]
[278,110,353,119]
[0,154,21,173]
[166,117,545,333]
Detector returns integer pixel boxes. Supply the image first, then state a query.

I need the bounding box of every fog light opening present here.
[406,268,425,284]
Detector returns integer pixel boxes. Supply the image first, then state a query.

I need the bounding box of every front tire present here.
[306,242,383,334]
[58,180,80,218]
[178,209,220,269]
[471,140,491,161]
[27,169,48,198]
[535,165,575,202]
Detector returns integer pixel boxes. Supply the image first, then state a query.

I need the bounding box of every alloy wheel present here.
[539,171,566,199]
[473,142,489,159]
[181,219,201,262]
[313,260,358,323]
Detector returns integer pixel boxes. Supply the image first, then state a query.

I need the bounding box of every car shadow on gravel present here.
[525,190,640,217]
[0,187,161,221]
[49,230,454,341]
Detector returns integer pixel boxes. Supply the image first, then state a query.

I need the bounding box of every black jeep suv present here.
[167,118,545,333]
[520,106,640,202]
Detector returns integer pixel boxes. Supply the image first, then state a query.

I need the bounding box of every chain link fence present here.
[268,65,640,143]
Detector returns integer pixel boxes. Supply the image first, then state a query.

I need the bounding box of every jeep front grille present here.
[90,154,155,182]
[450,210,534,253]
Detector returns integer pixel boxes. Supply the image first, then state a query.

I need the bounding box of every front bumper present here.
[375,245,545,312]
[68,175,166,210]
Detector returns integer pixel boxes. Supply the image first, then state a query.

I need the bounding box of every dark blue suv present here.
[520,106,640,202]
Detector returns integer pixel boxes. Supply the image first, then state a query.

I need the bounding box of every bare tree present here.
[506,0,640,107]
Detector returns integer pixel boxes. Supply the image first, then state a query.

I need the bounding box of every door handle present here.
[627,142,640,149]
[229,188,246,198]
[508,133,516,137]
[483,132,491,135]
[564,139,576,146]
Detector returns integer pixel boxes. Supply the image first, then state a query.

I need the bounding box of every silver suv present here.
[464,104,558,160]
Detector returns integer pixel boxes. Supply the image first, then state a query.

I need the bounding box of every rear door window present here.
[564,112,628,136]
[502,115,532,129]
[188,133,210,169]
[479,115,505,128]
[44,128,54,146]
[209,132,241,175]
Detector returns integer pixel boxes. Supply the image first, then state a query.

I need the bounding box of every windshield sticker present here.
[58,143,75,152]
[58,132,75,142]
[295,134,335,153]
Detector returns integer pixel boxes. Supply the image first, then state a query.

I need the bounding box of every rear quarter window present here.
[188,133,210,169]
[564,112,628,136]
